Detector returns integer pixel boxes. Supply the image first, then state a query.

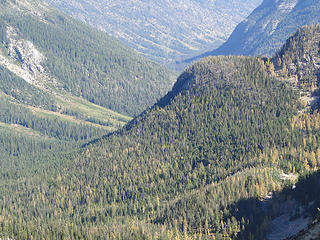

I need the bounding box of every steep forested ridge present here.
[0,0,175,116]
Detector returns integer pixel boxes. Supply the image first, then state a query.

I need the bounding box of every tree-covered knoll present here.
[77,56,298,205]
[0,55,304,239]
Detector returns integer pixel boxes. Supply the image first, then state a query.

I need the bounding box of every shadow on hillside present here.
[228,170,320,240]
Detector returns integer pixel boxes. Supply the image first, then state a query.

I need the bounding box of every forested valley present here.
[1,1,320,240]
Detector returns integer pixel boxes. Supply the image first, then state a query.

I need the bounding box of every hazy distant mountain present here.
[45,0,262,65]
[194,0,320,59]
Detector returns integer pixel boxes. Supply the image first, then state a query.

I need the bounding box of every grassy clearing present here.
[0,121,48,138]
[30,106,119,132]
[42,89,132,129]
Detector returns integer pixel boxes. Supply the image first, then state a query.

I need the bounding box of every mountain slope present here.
[45,0,262,65]
[0,0,135,172]
[0,0,176,117]
[0,55,302,239]
[0,0,175,194]
[2,23,320,240]
[196,0,320,59]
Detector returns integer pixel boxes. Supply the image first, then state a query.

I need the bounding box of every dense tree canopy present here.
[1,19,320,240]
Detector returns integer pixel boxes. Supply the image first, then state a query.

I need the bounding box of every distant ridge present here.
[184,0,320,64]
[46,0,262,66]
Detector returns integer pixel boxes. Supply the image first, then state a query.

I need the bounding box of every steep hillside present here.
[0,56,304,239]
[253,24,320,240]
[274,170,320,240]
[0,0,175,198]
[191,0,320,60]
[0,0,139,175]
[0,0,175,117]
[2,24,320,240]
[45,0,262,65]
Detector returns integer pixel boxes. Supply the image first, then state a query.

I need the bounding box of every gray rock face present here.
[207,0,320,57]
[6,26,45,75]
[8,40,45,73]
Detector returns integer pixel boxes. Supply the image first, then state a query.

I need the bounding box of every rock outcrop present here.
[7,27,45,74]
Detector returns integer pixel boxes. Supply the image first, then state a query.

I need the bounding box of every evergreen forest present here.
[1,1,320,239]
